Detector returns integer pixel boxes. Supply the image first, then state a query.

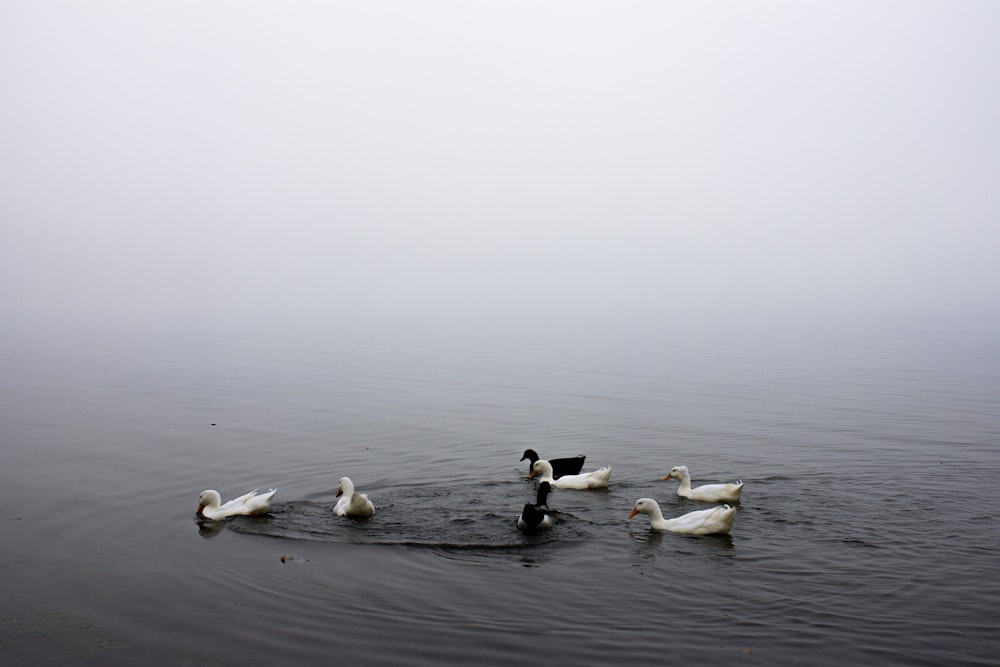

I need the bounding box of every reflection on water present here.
[196,520,227,539]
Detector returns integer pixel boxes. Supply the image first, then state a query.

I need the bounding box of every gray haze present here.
[3,1,999,338]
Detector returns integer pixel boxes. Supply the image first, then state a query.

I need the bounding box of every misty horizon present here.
[3,2,998,338]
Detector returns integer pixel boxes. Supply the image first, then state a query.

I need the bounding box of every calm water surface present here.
[1,323,998,665]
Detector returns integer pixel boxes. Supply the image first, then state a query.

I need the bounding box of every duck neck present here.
[534,462,555,484]
[201,499,221,515]
[648,504,670,529]
[676,476,693,496]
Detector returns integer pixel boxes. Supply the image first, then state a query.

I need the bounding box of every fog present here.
[2,1,999,341]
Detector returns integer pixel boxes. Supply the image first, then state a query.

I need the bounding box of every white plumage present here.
[529,459,612,489]
[335,476,375,517]
[628,498,736,535]
[662,465,744,503]
[197,488,276,521]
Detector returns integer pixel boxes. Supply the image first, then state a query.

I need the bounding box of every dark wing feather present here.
[550,455,586,478]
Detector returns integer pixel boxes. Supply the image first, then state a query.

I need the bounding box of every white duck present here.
[529,459,612,490]
[197,488,276,521]
[662,465,744,503]
[335,476,375,517]
[628,498,736,535]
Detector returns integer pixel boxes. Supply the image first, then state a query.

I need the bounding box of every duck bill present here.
[196,505,205,517]
[662,474,672,481]
[336,489,343,497]
[528,470,537,480]
[627,508,639,519]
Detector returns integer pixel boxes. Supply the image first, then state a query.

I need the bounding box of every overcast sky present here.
[2,1,998,337]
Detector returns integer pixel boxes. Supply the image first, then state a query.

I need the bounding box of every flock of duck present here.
[514,449,743,535]
[196,448,744,537]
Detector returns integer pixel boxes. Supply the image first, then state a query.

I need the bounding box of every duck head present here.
[628,498,657,520]
[662,465,689,481]
[197,489,221,516]
[336,476,355,498]
[529,460,553,480]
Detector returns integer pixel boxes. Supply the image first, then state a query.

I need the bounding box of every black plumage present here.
[520,448,586,478]
[517,481,555,532]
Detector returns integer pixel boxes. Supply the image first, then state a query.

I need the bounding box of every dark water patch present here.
[841,537,880,548]
[215,492,596,553]
[0,606,227,667]
[0,608,124,664]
